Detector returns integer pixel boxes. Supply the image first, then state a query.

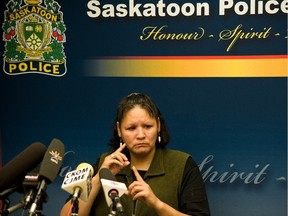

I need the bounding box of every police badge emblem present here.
[2,0,67,76]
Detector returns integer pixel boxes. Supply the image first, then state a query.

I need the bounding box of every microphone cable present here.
[67,203,73,216]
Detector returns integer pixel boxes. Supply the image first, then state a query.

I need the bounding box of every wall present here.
[0,0,287,215]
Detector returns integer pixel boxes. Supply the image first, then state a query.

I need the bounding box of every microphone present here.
[0,142,46,193]
[29,138,65,216]
[61,163,94,202]
[99,168,127,213]
[2,169,41,215]
[22,170,40,210]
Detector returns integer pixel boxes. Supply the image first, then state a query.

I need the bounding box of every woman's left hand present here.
[126,166,162,210]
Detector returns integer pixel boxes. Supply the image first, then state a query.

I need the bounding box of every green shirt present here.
[91,148,210,216]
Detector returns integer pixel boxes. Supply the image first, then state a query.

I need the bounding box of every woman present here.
[60,93,210,216]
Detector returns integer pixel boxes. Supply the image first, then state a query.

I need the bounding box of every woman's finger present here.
[132,166,144,182]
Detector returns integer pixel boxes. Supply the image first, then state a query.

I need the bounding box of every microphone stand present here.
[108,194,123,216]
[0,198,45,216]
[1,202,24,216]
[71,198,79,216]
[28,180,48,216]
[70,187,81,216]
[0,186,23,216]
[108,203,116,216]
[0,198,10,216]
[0,186,17,215]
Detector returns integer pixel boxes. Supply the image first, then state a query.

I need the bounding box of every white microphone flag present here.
[61,164,93,201]
[100,178,127,207]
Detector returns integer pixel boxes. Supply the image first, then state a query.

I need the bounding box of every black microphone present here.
[99,168,127,213]
[29,138,65,216]
[1,170,41,216]
[0,142,46,193]
[22,170,41,210]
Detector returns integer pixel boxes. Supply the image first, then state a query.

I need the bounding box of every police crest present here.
[2,0,66,76]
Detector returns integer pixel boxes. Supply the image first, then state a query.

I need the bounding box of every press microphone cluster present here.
[99,168,127,214]
[0,138,65,216]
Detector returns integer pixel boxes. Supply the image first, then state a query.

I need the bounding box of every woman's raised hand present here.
[100,143,130,175]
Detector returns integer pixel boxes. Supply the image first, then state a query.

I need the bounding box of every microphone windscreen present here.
[39,138,65,183]
[0,142,46,191]
[99,168,116,181]
[76,163,94,176]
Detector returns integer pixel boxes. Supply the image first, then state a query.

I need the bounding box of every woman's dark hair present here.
[108,93,170,151]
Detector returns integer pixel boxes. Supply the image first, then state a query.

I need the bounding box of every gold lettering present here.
[8,6,59,22]
[30,61,37,71]
[9,13,15,21]
[9,64,17,72]
[53,65,60,74]
[31,6,37,13]
[39,62,43,71]
[19,63,28,72]
[43,63,51,72]
[7,62,62,75]
[14,13,21,20]
[219,24,271,52]
[36,6,42,14]
[51,14,57,22]
[140,25,204,41]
